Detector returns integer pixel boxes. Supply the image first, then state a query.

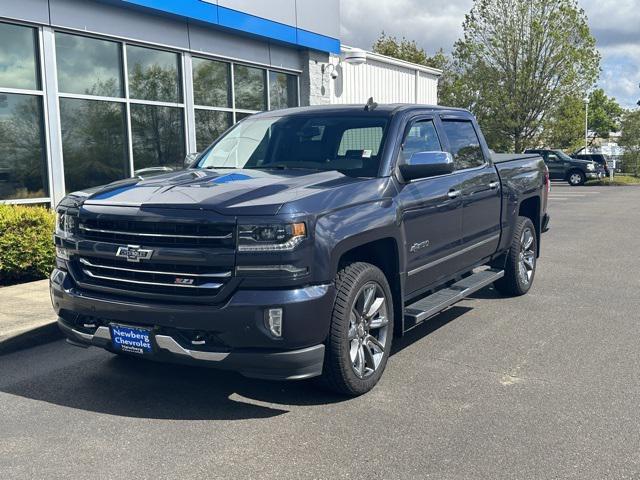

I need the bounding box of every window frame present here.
[0,20,52,205]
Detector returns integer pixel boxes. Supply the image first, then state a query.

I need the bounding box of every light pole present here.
[584,96,590,154]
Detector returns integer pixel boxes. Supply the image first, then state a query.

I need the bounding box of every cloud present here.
[340,0,640,108]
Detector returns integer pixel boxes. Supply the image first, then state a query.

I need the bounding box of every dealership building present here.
[0,0,441,207]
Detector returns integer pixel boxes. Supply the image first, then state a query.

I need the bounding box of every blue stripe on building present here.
[120,0,340,53]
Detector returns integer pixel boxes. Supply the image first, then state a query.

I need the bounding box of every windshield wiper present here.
[203,166,240,170]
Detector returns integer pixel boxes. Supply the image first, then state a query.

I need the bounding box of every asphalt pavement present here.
[1,184,639,479]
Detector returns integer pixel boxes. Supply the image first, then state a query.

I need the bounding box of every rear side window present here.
[400,119,441,162]
[441,120,485,170]
[337,127,384,157]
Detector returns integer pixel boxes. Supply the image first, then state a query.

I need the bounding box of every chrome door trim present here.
[407,234,500,277]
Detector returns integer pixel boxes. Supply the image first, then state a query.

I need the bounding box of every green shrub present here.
[0,204,55,285]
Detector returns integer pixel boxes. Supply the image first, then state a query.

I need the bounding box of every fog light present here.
[55,246,70,260]
[266,308,283,337]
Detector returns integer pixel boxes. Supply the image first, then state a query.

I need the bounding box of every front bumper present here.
[586,172,604,179]
[51,268,333,380]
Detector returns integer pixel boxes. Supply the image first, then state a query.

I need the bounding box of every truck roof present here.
[254,103,473,118]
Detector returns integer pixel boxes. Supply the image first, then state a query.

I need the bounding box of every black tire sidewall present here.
[324,262,394,396]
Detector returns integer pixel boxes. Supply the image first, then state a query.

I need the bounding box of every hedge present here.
[0,204,56,285]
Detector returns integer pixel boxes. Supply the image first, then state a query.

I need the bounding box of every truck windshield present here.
[555,151,574,162]
[196,113,389,177]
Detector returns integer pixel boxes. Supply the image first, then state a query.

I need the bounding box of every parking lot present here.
[1,184,639,479]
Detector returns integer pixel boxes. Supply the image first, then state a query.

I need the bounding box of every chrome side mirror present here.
[184,152,200,167]
[399,151,454,182]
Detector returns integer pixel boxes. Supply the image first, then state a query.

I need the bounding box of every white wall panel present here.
[331,51,440,106]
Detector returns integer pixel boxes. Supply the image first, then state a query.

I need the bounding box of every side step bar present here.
[404,268,504,330]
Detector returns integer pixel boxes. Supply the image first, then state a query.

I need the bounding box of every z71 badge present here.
[410,240,430,253]
[116,245,154,263]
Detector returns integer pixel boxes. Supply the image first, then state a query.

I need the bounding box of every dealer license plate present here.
[110,324,153,355]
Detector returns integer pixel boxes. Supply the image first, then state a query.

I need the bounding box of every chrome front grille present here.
[77,218,235,249]
[74,256,233,298]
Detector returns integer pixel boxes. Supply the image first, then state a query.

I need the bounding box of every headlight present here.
[238,222,306,252]
[55,211,77,238]
[587,163,595,171]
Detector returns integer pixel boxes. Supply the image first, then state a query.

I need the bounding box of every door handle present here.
[447,189,462,199]
[488,181,500,190]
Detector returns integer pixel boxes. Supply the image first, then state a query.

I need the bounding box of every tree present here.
[541,94,585,151]
[449,0,600,152]
[586,88,623,147]
[619,110,640,177]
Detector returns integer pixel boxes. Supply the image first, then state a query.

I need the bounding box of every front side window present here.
[127,45,181,103]
[441,120,485,170]
[0,22,39,90]
[400,119,441,162]
[56,33,123,98]
[197,114,389,177]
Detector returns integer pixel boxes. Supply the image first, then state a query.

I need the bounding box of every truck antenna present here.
[364,97,378,111]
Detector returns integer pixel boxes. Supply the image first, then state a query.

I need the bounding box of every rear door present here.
[396,116,465,295]
[440,117,501,267]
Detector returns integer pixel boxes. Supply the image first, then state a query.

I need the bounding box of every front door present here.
[396,117,465,295]
[545,152,566,180]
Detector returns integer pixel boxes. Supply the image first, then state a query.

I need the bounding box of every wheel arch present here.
[518,196,541,257]
[336,237,404,337]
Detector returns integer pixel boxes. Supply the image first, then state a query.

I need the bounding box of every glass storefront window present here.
[195,110,232,152]
[127,45,181,103]
[269,71,298,110]
[193,58,230,108]
[234,65,266,111]
[56,33,123,98]
[0,93,48,199]
[60,98,129,193]
[130,104,185,172]
[0,22,39,91]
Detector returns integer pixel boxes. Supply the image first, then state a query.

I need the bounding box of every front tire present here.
[494,216,537,296]
[568,170,585,186]
[319,262,394,396]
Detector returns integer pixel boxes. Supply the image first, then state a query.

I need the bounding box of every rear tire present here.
[494,216,537,296]
[319,262,394,396]
[567,170,585,186]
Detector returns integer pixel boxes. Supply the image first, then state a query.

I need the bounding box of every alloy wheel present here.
[347,282,389,379]
[518,227,535,286]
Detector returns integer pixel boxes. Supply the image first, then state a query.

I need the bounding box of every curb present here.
[0,322,63,356]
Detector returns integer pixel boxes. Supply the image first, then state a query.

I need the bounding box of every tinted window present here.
[192,58,230,108]
[0,93,48,199]
[60,98,128,193]
[338,127,384,156]
[127,45,181,103]
[130,104,185,171]
[269,71,298,110]
[234,65,266,111]
[0,22,39,90]
[56,33,123,97]
[441,120,484,170]
[401,119,441,162]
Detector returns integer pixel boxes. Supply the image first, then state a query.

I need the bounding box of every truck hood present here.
[78,168,376,216]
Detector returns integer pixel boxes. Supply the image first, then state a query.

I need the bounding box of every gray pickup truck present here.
[52,104,549,396]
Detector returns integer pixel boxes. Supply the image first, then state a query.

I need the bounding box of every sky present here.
[340,0,640,109]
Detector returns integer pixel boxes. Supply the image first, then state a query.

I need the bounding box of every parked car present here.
[524,149,604,186]
[572,153,610,176]
[52,104,549,396]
